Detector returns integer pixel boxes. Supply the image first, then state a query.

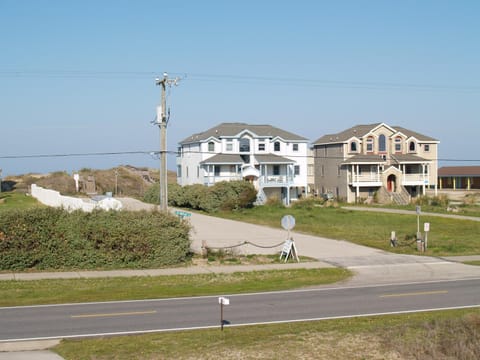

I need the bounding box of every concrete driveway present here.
[186,210,480,285]
[117,198,480,284]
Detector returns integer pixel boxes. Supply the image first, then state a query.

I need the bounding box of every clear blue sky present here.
[1,0,479,176]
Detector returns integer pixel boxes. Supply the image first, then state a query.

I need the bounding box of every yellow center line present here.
[71,310,157,319]
[380,290,448,298]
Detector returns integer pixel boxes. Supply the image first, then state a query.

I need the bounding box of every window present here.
[294,165,300,176]
[293,143,299,152]
[258,143,265,151]
[395,137,402,152]
[274,141,280,152]
[197,166,199,177]
[208,141,215,152]
[337,165,341,176]
[366,137,374,152]
[177,165,182,177]
[424,144,430,152]
[273,165,280,175]
[379,134,386,152]
[350,141,357,152]
[214,166,220,176]
[239,138,250,152]
[226,140,233,151]
[409,141,416,152]
[307,164,314,176]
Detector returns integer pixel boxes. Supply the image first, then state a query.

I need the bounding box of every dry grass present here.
[385,313,480,359]
[55,310,480,360]
[4,166,176,198]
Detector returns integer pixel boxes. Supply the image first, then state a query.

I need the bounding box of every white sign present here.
[416,206,421,215]
[281,239,293,255]
[218,297,230,305]
[281,215,296,230]
[279,238,300,263]
[424,222,430,232]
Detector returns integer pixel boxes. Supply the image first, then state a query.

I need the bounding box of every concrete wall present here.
[31,184,122,212]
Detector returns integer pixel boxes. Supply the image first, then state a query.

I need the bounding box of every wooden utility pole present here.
[155,73,180,211]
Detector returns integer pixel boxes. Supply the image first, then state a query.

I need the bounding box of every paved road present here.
[1,278,479,342]
[3,199,479,358]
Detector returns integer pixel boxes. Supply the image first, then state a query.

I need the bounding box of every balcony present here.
[402,173,429,186]
[349,174,382,186]
[203,174,242,186]
[259,175,294,187]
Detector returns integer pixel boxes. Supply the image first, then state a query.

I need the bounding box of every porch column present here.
[453,177,456,190]
[422,163,426,195]
[439,178,443,189]
[468,177,471,190]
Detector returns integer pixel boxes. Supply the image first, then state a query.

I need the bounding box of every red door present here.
[387,175,395,192]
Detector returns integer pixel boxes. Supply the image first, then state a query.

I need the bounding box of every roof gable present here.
[313,123,439,145]
[180,122,308,144]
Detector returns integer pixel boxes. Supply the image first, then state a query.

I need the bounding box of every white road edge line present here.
[1,304,479,343]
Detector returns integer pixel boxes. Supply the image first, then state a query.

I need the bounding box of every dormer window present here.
[366,137,374,152]
[208,141,215,152]
[409,141,416,152]
[378,134,386,152]
[394,137,402,152]
[274,141,280,152]
[350,141,358,152]
[239,138,250,153]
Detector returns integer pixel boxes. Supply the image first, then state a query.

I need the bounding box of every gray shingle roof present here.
[313,123,438,145]
[255,154,295,164]
[180,123,308,144]
[391,154,431,163]
[341,154,387,164]
[200,154,244,165]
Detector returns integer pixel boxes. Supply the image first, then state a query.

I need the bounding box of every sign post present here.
[280,215,299,262]
[218,297,230,331]
[424,222,430,250]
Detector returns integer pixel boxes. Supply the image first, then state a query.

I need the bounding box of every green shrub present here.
[0,208,191,271]
[145,181,257,213]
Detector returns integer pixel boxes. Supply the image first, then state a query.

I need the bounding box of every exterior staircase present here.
[254,188,267,205]
[377,186,410,205]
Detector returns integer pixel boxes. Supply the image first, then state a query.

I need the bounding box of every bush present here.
[0,207,191,271]
[145,181,257,212]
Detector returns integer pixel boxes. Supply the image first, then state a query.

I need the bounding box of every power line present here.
[2,150,478,163]
[1,69,479,93]
[0,151,154,159]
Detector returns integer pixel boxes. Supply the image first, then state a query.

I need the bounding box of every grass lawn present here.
[0,268,351,307]
[217,205,480,256]
[0,192,41,212]
[54,308,480,360]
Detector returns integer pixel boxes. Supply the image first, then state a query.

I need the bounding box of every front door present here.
[387,174,396,192]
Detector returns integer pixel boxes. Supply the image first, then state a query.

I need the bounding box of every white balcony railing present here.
[259,175,294,186]
[349,174,382,183]
[402,173,428,185]
[203,174,242,185]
